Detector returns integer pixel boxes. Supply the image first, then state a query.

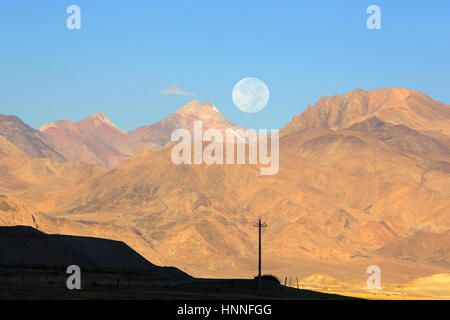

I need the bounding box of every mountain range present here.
[0,87,449,285]
[37,100,242,168]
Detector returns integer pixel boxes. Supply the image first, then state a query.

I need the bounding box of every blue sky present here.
[0,0,449,131]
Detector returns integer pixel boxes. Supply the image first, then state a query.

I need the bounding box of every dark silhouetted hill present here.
[0,225,189,279]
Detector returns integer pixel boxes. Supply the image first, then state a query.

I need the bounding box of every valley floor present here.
[310,288,448,300]
[0,266,354,300]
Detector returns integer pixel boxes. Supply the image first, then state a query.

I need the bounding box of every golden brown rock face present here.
[1,88,449,285]
[282,88,450,136]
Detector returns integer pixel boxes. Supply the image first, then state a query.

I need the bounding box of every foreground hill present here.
[0,195,169,266]
[0,225,188,279]
[0,226,356,300]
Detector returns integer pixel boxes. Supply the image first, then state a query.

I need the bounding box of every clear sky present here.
[1,0,449,131]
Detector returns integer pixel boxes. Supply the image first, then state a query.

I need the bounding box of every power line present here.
[254,218,267,295]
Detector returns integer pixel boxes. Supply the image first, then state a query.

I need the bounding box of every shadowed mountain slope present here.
[0,225,189,279]
[0,115,64,161]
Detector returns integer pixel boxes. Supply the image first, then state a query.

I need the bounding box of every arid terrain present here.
[0,226,349,300]
[1,87,449,298]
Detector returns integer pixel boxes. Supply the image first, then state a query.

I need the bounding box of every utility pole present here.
[254,218,267,295]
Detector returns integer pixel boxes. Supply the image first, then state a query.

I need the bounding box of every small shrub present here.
[253,274,280,284]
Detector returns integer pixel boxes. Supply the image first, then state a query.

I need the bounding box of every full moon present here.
[232,77,269,113]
